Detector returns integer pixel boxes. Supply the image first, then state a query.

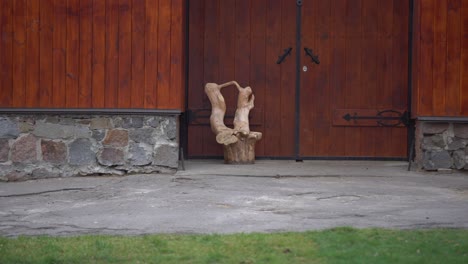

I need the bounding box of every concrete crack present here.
[317,195,362,200]
[0,188,95,198]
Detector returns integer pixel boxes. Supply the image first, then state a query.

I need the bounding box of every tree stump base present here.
[205,81,262,165]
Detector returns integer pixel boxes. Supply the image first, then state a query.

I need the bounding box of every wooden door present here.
[298,0,409,158]
[187,0,409,159]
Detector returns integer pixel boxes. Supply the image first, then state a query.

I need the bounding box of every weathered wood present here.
[205,81,262,164]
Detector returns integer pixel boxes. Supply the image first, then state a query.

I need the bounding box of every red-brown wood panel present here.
[104,0,119,108]
[39,0,53,107]
[264,0,283,157]
[131,0,146,109]
[187,0,204,157]
[462,0,468,115]
[92,0,106,108]
[12,0,26,107]
[412,0,468,117]
[2,0,186,110]
[155,0,171,108]
[25,0,40,107]
[446,0,462,115]
[79,0,93,108]
[117,0,132,108]
[144,0,159,109]
[0,0,13,106]
[52,0,66,107]
[66,0,80,108]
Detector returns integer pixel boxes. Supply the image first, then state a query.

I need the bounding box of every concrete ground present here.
[1,160,468,237]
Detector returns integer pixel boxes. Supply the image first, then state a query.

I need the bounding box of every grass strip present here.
[0,227,467,263]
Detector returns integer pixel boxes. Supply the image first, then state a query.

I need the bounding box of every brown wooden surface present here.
[187,0,409,158]
[0,0,185,110]
[412,0,468,117]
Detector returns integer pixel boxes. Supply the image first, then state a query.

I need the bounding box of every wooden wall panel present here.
[413,0,468,117]
[0,0,185,110]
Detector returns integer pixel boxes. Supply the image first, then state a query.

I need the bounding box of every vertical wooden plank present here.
[12,0,27,107]
[202,0,221,156]
[328,0,347,156]
[38,0,53,107]
[144,0,159,109]
[411,0,421,117]
[234,0,251,86]
[310,0,332,156]
[418,0,435,115]
[52,0,67,107]
[391,0,409,157]
[117,0,132,108]
[375,0,394,157]
[445,0,462,115]
[264,0,282,157]
[79,0,93,108]
[25,0,40,107]
[218,0,236,114]
[66,0,80,108]
[0,0,14,106]
[131,0,146,109]
[279,0,295,156]
[105,0,119,108]
[156,0,171,108]
[187,0,204,157]
[250,0,266,156]
[461,0,468,115]
[344,0,362,155]
[92,0,106,108]
[432,0,447,115]
[169,0,184,109]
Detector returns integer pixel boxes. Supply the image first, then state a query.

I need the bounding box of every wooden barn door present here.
[187,0,409,159]
[298,0,409,158]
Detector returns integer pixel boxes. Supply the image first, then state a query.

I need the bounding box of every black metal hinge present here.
[342,110,409,127]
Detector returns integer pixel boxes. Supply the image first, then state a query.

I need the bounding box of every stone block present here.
[165,118,177,140]
[11,134,37,163]
[129,128,155,145]
[431,134,446,149]
[121,117,144,129]
[33,121,91,139]
[103,129,129,147]
[452,150,466,170]
[32,168,59,179]
[98,148,125,166]
[423,150,453,170]
[421,137,441,150]
[4,170,28,181]
[41,140,67,164]
[422,123,449,135]
[69,139,95,165]
[146,116,163,128]
[448,139,466,151]
[0,118,20,138]
[153,143,178,168]
[129,143,152,166]
[0,139,10,162]
[90,118,113,129]
[453,124,468,139]
[92,130,106,141]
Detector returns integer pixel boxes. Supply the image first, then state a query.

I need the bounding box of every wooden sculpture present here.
[205,81,262,164]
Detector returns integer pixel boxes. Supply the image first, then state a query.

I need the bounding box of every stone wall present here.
[0,114,179,181]
[416,121,468,171]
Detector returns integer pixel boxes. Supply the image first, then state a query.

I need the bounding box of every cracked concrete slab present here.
[1,160,468,237]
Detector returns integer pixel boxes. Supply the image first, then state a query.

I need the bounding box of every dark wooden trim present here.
[0,108,182,116]
[417,116,468,123]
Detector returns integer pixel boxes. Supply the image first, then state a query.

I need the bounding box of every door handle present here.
[276,47,292,64]
[304,47,320,64]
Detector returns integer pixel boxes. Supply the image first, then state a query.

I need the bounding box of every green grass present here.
[1,228,467,264]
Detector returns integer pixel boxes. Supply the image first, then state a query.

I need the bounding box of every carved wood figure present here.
[205,81,262,164]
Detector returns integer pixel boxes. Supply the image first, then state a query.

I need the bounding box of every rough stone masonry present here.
[0,114,179,181]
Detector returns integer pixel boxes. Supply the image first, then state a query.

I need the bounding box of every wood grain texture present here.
[3,0,185,110]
